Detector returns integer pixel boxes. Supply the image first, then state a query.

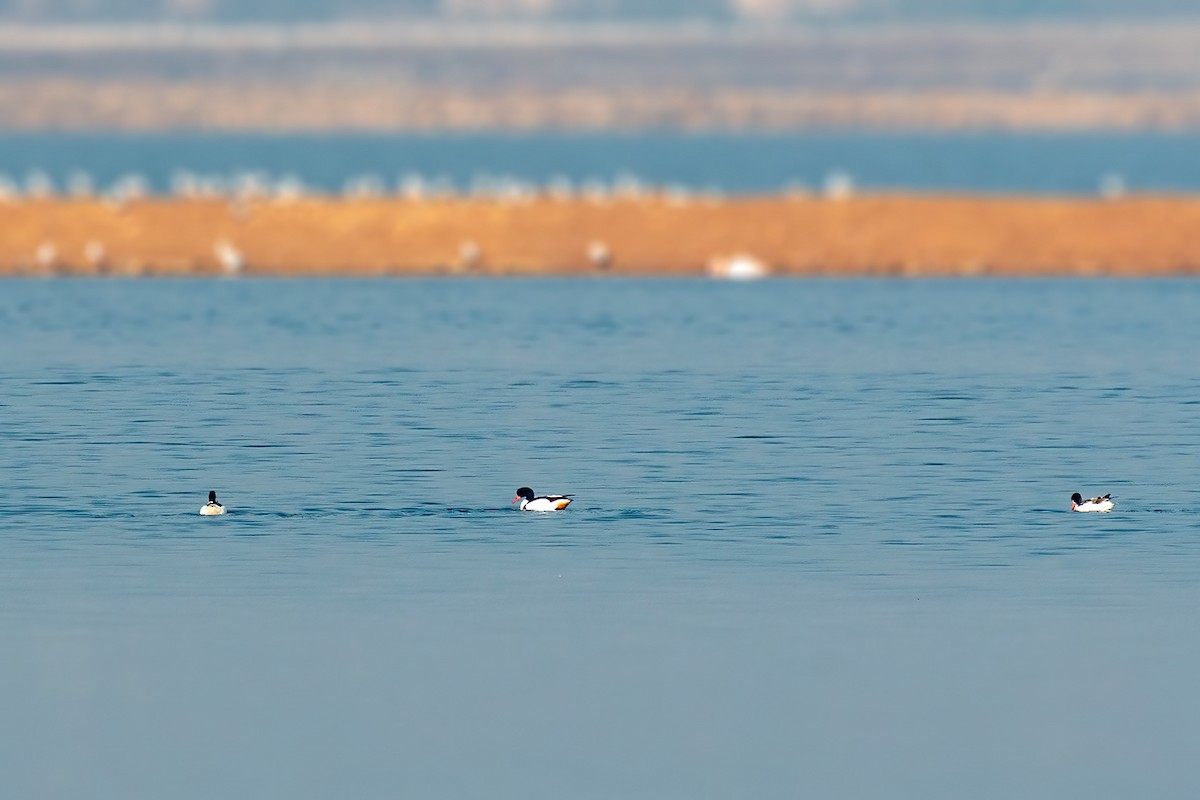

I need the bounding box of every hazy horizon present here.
[3,0,1200,24]
[4,2,1200,134]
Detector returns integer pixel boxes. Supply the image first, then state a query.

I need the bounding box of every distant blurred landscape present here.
[6,0,1200,276]
[4,0,1200,131]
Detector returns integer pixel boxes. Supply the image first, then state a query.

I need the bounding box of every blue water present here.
[3,279,1200,799]
[4,132,1200,194]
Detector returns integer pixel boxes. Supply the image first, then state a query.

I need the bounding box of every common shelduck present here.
[513,487,573,512]
[1071,492,1114,513]
[200,490,227,516]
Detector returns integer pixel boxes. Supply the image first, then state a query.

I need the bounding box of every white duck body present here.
[1071,493,1114,513]
[200,491,227,516]
[521,496,572,512]
[514,487,572,512]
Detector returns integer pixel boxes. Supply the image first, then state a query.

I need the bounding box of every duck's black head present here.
[209,490,218,503]
[1071,492,1083,505]
[514,487,535,502]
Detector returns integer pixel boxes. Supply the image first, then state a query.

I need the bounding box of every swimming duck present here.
[200,490,226,516]
[1071,492,1114,512]
[513,487,573,512]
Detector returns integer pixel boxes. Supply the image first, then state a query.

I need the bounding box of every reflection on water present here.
[2,279,1200,799]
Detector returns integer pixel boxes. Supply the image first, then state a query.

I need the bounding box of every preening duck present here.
[513,487,573,512]
[1071,492,1114,512]
[200,490,227,516]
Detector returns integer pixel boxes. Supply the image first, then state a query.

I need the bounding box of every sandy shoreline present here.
[4,195,1200,277]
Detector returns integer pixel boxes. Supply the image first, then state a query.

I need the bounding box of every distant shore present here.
[10,82,1200,134]
[6,22,1200,133]
[4,195,1200,277]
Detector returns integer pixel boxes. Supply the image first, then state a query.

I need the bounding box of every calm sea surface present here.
[4,132,1200,194]
[2,278,1200,799]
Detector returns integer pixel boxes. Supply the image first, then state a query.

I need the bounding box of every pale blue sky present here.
[0,0,1197,24]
